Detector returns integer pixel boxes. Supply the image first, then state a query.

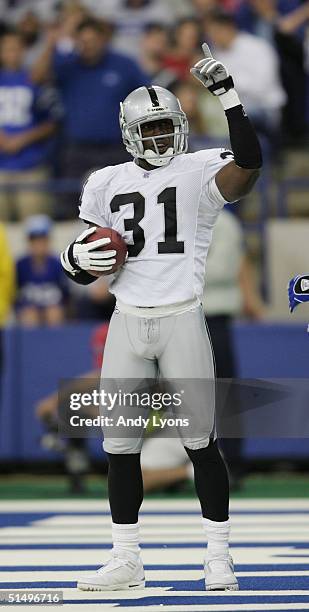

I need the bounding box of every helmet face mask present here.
[120,86,189,167]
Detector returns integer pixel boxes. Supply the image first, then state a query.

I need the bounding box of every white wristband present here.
[218,89,242,111]
[60,246,77,276]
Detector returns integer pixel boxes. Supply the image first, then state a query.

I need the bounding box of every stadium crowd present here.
[0,0,308,220]
[0,0,309,324]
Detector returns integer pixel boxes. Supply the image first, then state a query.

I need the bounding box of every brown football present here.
[85,227,128,276]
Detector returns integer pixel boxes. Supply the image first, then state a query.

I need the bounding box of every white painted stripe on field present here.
[1,534,309,544]
[30,515,309,526]
[1,499,309,512]
[0,547,305,566]
[2,524,309,535]
[1,569,309,583]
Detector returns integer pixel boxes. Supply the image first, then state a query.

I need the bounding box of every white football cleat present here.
[204,554,239,591]
[77,551,145,591]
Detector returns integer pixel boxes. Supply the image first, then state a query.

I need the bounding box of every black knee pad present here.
[184,439,222,465]
[107,452,141,470]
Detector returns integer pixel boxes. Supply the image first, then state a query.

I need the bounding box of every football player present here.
[61,43,262,591]
[288,274,309,313]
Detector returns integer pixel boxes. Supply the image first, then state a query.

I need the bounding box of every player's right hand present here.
[72,227,117,273]
[190,43,234,96]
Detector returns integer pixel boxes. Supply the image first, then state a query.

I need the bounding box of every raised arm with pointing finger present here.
[191,43,263,202]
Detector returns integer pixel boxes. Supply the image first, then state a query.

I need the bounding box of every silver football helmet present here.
[120,85,189,167]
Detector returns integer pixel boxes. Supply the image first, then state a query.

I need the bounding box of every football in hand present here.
[86,227,128,276]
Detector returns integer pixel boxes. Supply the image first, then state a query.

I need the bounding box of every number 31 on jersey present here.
[110,187,184,257]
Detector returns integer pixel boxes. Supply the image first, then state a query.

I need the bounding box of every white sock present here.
[112,522,140,559]
[202,517,230,558]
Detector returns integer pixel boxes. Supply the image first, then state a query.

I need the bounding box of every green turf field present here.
[1,473,308,499]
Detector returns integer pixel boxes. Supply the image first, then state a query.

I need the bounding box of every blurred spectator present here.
[163,18,202,81]
[191,0,221,18]
[192,0,243,17]
[0,1,61,25]
[17,11,46,69]
[0,223,15,325]
[204,210,265,321]
[224,0,243,10]
[74,276,115,321]
[0,30,62,221]
[15,215,69,326]
[140,23,179,89]
[236,0,305,40]
[236,1,309,144]
[19,3,89,59]
[203,10,286,148]
[82,0,173,59]
[50,1,89,52]
[36,321,109,494]
[0,222,15,396]
[32,17,149,218]
[277,1,309,37]
[163,0,194,19]
[172,81,207,136]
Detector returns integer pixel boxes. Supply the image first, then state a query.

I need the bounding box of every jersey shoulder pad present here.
[82,165,119,193]
[186,148,234,166]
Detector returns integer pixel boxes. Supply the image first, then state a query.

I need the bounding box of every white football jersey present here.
[79,149,234,306]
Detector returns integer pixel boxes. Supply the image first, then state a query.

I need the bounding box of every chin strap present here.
[144,147,174,167]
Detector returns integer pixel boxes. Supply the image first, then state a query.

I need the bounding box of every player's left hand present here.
[288,274,309,312]
[190,43,234,96]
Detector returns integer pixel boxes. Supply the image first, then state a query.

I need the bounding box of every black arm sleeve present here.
[225,105,263,170]
[63,268,96,285]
